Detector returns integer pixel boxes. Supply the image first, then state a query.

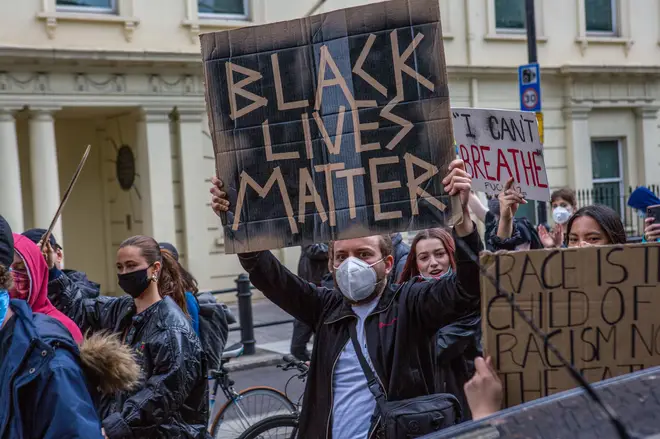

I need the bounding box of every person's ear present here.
[384,255,394,274]
[151,261,162,280]
[56,249,63,262]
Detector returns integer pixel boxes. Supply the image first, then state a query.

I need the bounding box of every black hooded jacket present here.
[49,275,211,439]
[238,226,482,438]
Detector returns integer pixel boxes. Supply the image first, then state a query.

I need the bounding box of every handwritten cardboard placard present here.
[200,0,457,254]
[481,243,660,408]
[453,108,550,201]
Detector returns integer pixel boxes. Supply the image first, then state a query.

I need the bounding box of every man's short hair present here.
[328,234,393,261]
[550,187,577,208]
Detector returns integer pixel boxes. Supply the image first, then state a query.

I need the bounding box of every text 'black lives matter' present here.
[201,0,455,253]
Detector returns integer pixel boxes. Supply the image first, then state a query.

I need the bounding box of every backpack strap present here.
[348,320,388,414]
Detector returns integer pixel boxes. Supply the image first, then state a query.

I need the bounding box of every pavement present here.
[220,297,312,372]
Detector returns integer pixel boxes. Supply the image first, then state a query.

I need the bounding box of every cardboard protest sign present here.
[200,0,457,254]
[431,366,660,439]
[453,108,550,201]
[481,243,660,408]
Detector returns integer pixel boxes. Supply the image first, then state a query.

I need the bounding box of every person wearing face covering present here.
[11,233,83,343]
[48,235,211,439]
[0,215,142,439]
[538,187,577,248]
[209,159,483,439]
[397,228,481,420]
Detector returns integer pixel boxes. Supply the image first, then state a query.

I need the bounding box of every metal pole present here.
[525,0,547,225]
[236,273,256,355]
[525,0,537,63]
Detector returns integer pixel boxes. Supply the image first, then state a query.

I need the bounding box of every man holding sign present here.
[210,158,483,438]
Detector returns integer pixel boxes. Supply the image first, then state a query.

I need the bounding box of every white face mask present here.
[637,210,646,219]
[552,206,572,225]
[334,257,383,302]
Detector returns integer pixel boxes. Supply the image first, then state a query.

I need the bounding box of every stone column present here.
[0,108,24,231]
[635,106,660,185]
[177,109,210,288]
[29,107,63,242]
[137,107,176,244]
[563,105,593,190]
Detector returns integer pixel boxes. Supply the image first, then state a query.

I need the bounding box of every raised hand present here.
[210,176,231,217]
[498,177,527,220]
[464,356,503,421]
[442,159,473,237]
[644,217,660,242]
[538,223,563,248]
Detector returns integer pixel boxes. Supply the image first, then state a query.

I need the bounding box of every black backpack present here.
[195,292,231,370]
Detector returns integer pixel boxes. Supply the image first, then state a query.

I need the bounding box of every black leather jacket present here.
[49,275,210,439]
[238,226,482,438]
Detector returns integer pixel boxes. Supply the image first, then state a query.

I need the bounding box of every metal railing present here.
[206,274,294,355]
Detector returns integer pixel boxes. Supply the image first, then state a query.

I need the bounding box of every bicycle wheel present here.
[210,387,296,439]
[238,414,299,439]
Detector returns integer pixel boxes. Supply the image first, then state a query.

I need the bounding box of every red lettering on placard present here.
[496,149,514,181]
[533,151,548,188]
[480,145,495,181]
[471,144,487,180]
[507,148,522,183]
[520,150,536,186]
[459,144,474,177]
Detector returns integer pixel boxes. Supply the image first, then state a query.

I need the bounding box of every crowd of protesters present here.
[1,153,659,438]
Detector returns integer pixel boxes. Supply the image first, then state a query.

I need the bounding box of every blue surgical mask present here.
[637,210,646,219]
[422,267,453,281]
[0,291,9,324]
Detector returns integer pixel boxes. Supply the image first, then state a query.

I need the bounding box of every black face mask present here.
[117,267,152,298]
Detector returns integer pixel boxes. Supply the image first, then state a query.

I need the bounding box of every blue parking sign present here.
[518,63,541,112]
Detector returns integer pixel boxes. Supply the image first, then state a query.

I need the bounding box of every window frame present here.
[591,138,625,216]
[494,0,526,33]
[55,0,117,14]
[584,0,618,36]
[198,0,249,20]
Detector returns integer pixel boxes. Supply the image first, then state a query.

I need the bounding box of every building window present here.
[592,139,624,216]
[585,0,617,34]
[495,0,525,31]
[56,0,116,13]
[198,0,247,18]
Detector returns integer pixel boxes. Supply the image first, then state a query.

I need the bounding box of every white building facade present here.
[0,0,658,292]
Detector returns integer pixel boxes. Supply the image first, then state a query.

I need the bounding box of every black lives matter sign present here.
[201,0,455,253]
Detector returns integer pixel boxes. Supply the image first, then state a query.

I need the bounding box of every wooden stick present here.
[40,144,91,250]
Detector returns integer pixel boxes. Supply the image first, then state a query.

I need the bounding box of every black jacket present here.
[297,244,329,284]
[390,233,410,284]
[435,309,482,421]
[47,269,100,309]
[49,275,211,439]
[238,227,482,438]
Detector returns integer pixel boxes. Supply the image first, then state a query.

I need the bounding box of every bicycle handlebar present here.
[280,355,309,374]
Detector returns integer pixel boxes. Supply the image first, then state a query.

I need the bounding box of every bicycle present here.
[209,343,297,439]
[237,355,309,439]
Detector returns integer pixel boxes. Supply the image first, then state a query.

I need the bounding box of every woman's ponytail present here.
[158,249,189,316]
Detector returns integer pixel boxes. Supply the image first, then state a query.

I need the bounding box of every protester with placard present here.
[210,158,483,438]
[565,204,626,247]
[48,235,211,439]
[397,227,482,419]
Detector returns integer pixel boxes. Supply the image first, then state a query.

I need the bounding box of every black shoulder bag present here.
[349,322,462,438]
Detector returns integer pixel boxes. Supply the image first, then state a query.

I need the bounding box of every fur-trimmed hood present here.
[79,332,141,394]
